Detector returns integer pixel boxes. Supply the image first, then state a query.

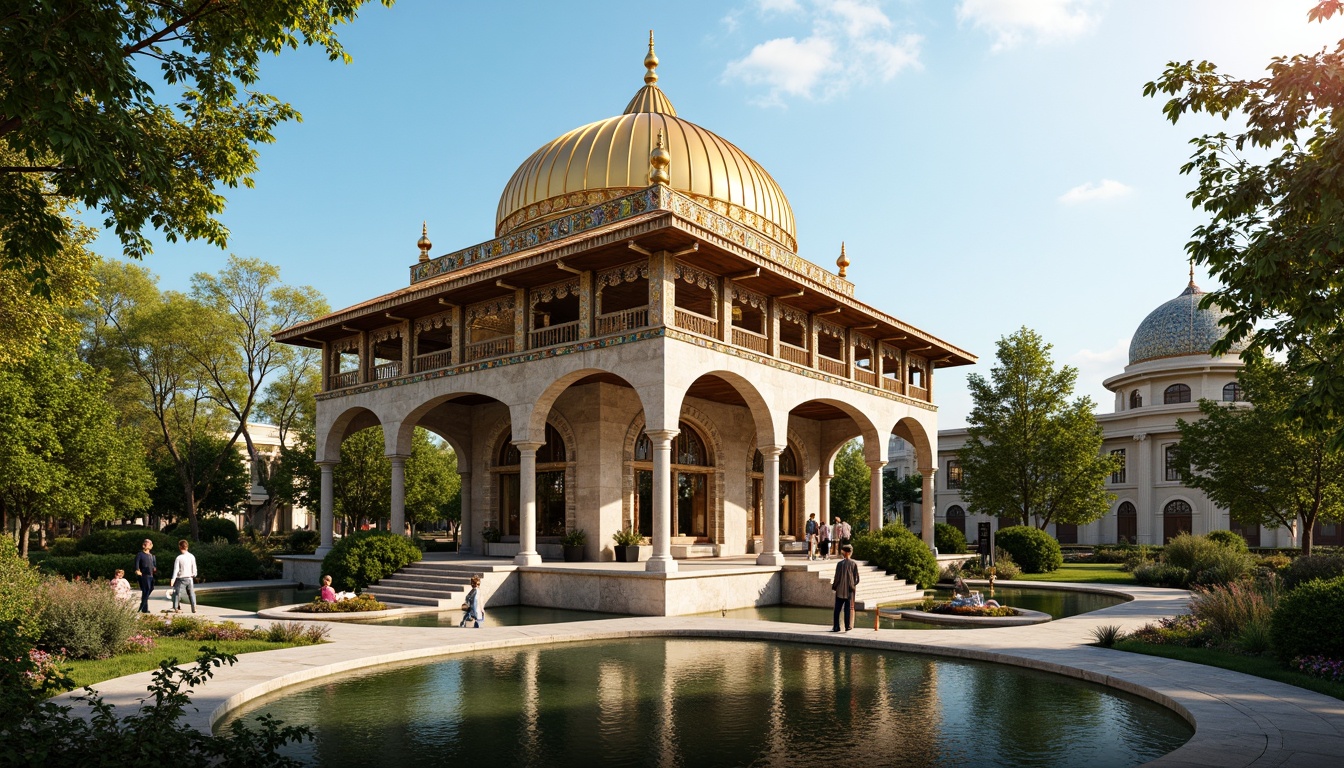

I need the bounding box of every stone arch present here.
[319,406,383,463]
[392,391,501,457]
[1160,496,1197,543]
[480,409,579,534]
[785,396,884,464]
[892,415,935,469]
[670,370,778,447]
[526,366,650,444]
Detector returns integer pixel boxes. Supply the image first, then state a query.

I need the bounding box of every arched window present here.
[1164,384,1191,404]
[751,445,802,538]
[946,505,966,538]
[632,421,714,540]
[496,424,569,538]
[1162,499,1192,543]
[1129,389,1143,409]
[1223,382,1244,402]
[1116,501,1137,544]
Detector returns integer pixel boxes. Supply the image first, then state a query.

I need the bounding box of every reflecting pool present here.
[197,587,319,612]
[221,638,1190,767]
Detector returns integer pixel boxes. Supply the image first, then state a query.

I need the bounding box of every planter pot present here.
[562,545,585,562]
[614,544,646,563]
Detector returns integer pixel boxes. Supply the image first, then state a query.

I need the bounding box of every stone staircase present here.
[811,561,923,610]
[368,561,481,608]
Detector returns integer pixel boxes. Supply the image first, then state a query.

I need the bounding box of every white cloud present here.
[1068,336,1130,409]
[956,0,1101,53]
[1058,178,1133,205]
[724,0,922,105]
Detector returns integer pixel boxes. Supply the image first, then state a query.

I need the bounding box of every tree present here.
[145,437,248,526]
[333,428,390,532]
[1145,0,1344,446]
[958,327,1120,529]
[829,440,870,527]
[883,472,922,525]
[0,0,392,296]
[0,342,151,556]
[404,430,460,535]
[1172,353,1344,555]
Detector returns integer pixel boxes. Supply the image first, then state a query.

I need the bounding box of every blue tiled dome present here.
[1128,281,1247,365]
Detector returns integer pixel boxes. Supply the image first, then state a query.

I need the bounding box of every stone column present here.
[514,441,544,565]
[458,471,473,554]
[719,278,733,343]
[757,445,785,566]
[867,459,887,533]
[1134,434,1153,544]
[820,472,832,527]
[919,467,937,549]
[389,455,408,536]
[316,461,337,555]
[645,429,678,573]
[767,298,780,358]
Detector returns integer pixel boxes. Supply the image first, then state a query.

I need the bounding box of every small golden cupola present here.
[495,33,797,251]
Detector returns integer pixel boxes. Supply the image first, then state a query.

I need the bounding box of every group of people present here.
[804,514,852,561]
[109,538,199,613]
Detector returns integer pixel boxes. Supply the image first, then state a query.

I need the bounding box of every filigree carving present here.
[730,285,767,310]
[673,261,718,297]
[530,279,580,308]
[778,303,807,326]
[466,296,516,325]
[331,335,360,354]
[414,309,455,334]
[816,318,845,340]
[370,325,402,344]
[597,261,650,289]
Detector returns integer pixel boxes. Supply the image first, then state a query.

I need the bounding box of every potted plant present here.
[481,524,503,556]
[561,529,587,562]
[612,526,646,562]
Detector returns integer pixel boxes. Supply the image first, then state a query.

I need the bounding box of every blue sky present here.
[90,0,1340,428]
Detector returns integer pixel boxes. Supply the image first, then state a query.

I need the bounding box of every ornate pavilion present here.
[277,37,975,572]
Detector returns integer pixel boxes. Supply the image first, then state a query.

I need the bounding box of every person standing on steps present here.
[831,544,860,632]
[805,514,818,560]
[170,539,198,613]
[836,516,852,553]
[817,518,831,561]
[134,538,156,613]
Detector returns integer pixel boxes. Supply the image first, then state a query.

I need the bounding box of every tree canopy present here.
[1172,353,1344,555]
[828,440,870,527]
[958,327,1119,529]
[0,0,391,295]
[1145,0,1344,445]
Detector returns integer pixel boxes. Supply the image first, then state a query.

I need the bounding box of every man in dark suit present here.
[831,544,860,632]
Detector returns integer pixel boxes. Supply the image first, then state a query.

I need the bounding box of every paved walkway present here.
[70,581,1344,767]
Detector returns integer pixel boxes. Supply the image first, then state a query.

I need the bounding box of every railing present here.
[817,357,846,377]
[854,367,878,387]
[530,320,580,349]
[909,385,929,401]
[414,349,453,372]
[779,342,809,366]
[465,336,515,362]
[329,370,360,389]
[882,376,904,395]
[674,308,719,338]
[732,326,769,353]
[595,306,649,335]
[373,361,402,380]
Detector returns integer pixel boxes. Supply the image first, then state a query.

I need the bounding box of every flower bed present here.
[290,593,388,613]
[1293,655,1344,683]
[922,601,1020,618]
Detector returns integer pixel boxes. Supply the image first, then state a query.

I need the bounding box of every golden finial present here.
[644,30,659,85]
[1188,260,1195,288]
[650,129,670,186]
[836,241,850,278]
[417,221,432,263]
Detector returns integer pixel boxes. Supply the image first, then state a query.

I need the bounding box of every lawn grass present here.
[62,638,303,690]
[1014,562,1136,584]
[1113,639,1344,701]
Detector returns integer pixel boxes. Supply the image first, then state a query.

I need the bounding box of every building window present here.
[946,460,962,490]
[1163,499,1193,543]
[1116,501,1137,544]
[1223,382,1244,402]
[1129,389,1142,409]
[945,505,966,538]
[1164,383,1191,404]
[495,423,569,538]
[1164,445,1182,482]
[1110,449,1127,484]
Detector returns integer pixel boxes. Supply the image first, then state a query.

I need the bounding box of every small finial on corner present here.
[650,129,671,186]
[417,221,432,263]
[837,241,850,278]
[1188,260,1195,287]
[644,29,659,85]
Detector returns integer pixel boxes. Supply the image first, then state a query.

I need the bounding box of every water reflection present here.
[223,639,1189,768]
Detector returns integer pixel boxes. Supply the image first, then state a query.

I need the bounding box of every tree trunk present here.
[1301,513,1314,557]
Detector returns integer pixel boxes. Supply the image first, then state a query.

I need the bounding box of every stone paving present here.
[68,579,1344,767]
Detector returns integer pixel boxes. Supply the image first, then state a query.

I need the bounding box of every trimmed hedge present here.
[993,526,1063,573]
[192,542,264,581]
[285,529,320,554]
[321,532,422,591]
[1204,529,1249,553]
[169,516,240,545]
[39,553,139,581]
[851,524,938,589]
[76,528,176,556]
[934,523,968,555]
[1270,574,1344,662]
[1281,554,1344,591]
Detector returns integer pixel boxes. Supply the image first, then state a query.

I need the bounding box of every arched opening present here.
[1129,389,1142,409]
[1163,499,1192,543]
[632,421,714,539]
[595,261,650,334]
[1116,501,1137,544]
[1222,382,1244,402]
[1055,521,1078,544]
[1164,383,1191,404]
[750,444,803,539]
[529,279,581,348]
[946,505,966,538]
[494,423,570,539]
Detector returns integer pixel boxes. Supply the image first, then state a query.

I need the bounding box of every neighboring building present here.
[935,275,1300,548]
[884,435,921,528]
[276,39,974,566]
[230,422,313,534]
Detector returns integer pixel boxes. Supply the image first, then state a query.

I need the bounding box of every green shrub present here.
[1163,533,1222,570]
[286,529,321,554]
[1155,533,1253,587]
[39,553,138,582]
[993,526,1062,573]
[292,593,388,613]
[991,548,1021,579]
[1205,529,1249,553]
[934,523,967,555]
[46,538,80,557]
[1133,562,1190,587]
[1281,554,1344,591]
[36,578,139,659]
[1189,580,1277,642]
[321,531,422,591]
[1269,574,1344,662]
[76,528,176,555]
[851,524,938,589]
[262,621,331,643]
[169,516,240,544]
[0,538,44,642]
[192,542,264,582]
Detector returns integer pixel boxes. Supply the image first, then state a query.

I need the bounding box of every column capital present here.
[317,460,339,469]
[510,440,546,453]
[866,459,888,470]
[387,454,410,463]
[758,444,785,457]
[918,466,937,475]
[643,428,679,443]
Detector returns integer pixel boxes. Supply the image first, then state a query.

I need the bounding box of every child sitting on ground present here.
[110,569,133,602]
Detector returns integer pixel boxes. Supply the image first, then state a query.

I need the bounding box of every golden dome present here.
[495,36,797,251]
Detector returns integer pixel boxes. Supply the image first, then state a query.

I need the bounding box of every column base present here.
[458,545,473,555]
[645,556,678,573]
[513,552,542,566]
[315,546,333,558]
[755,552,785,566]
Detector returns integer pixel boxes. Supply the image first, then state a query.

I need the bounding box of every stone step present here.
[378,575,474,589]
[401,562,485,575]
[369,590,456,608]
[369,583,467,599]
